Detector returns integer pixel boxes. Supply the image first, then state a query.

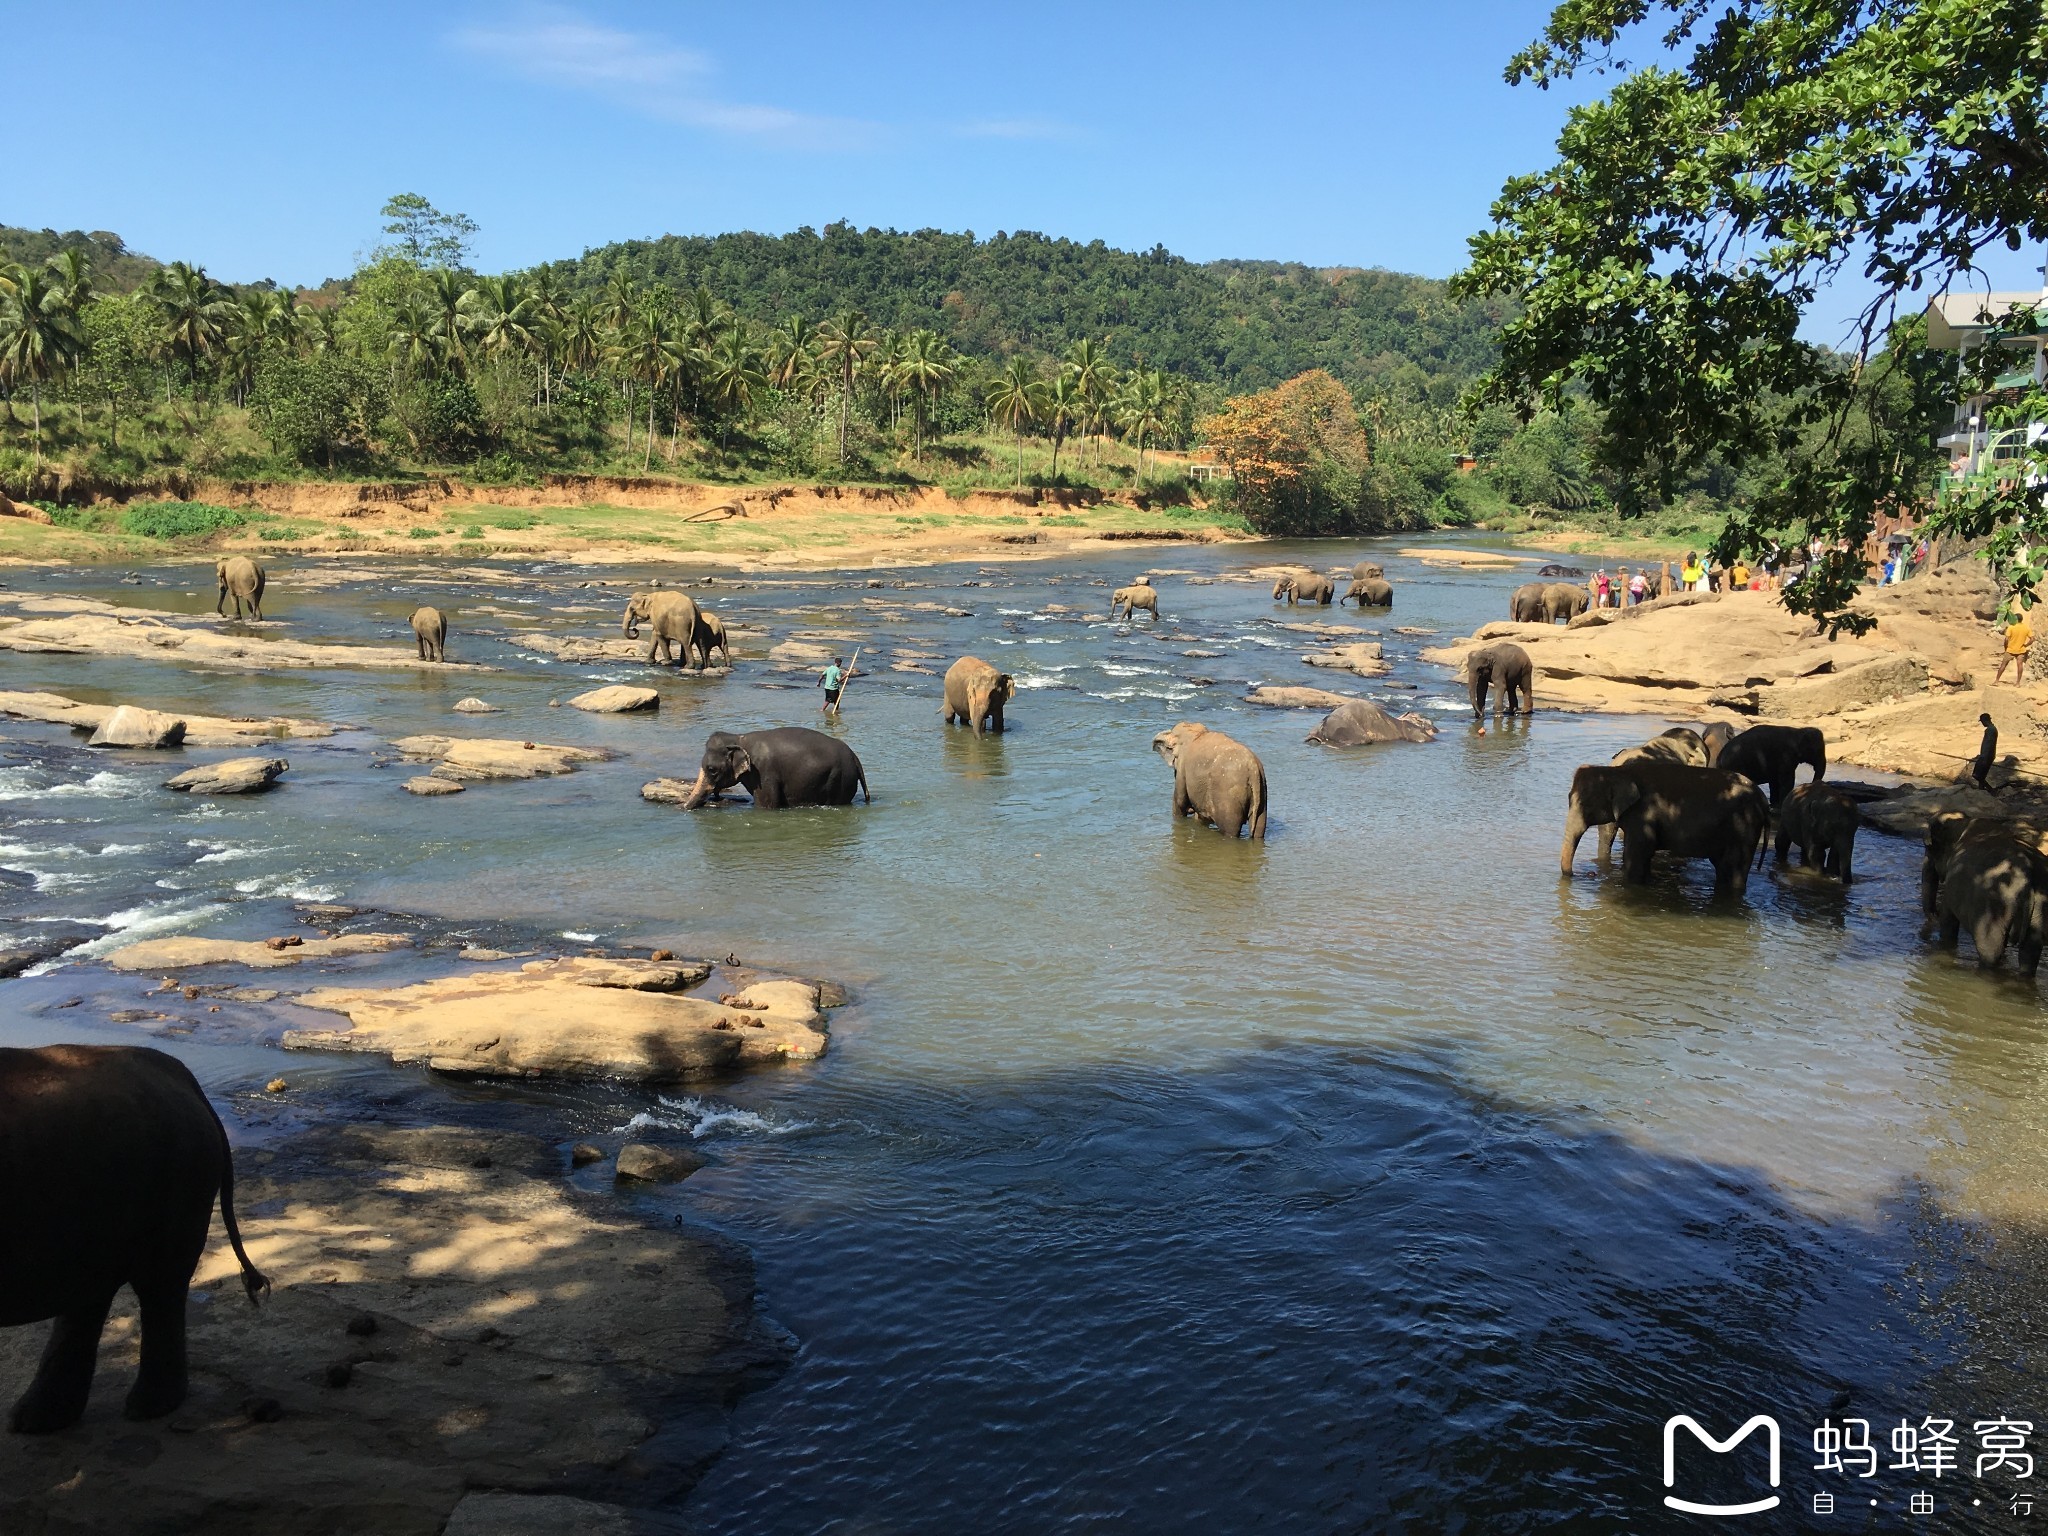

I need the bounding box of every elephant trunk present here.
[679,769,714,809]
[1561,804,1590,876]
[622,609,640,639]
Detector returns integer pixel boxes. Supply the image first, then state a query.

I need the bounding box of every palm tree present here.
[895,329,956,460]
[703,326,767,449]
[524,268,567,408]
[1063,339,1117,465]
[600,266,639,333]
[612,311,686,472]
[1115,368,1169,477]
[425,268,470,372]
[985,356,1046,487]
[148,261,233,407]
[45,251,96,432]
[460,275,535,364]
[388,297,442,379]
[0,267,83,463]
[558,298,604,377]
[1043,371,1082,481]
[813,308,878,463]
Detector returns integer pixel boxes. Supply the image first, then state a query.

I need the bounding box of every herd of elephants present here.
[0,543,2035,1446]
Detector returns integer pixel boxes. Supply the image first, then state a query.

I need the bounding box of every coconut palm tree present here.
[524,268,568,407]
[0,267,83,463]
[1043,371,1082,481]
[425,268,470,372]
[766,316,816,393]
[813,308,878,463]
[459,275,535,364]
[703,326,767,449]
[895,329,956,460]
[612,311,686,473]
[558,298,605,377]
[1063,339,1117,466]
[146,261,233,409]
[985,356,1046,487]
[1115,368,1169,477]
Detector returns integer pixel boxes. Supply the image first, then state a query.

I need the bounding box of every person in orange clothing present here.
[1994,608,2035,685]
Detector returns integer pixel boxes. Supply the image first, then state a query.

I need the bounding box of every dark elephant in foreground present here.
[679,727,868,809]
[1341,577,1393,608]
[410,605,447,662]
[1775,783,1860,882]
[1272,571,1335,606]
[1154,722,1268,839]
[1306,699,1437,746]
[1716,724,1826,808]
[1467,643,1534,720]
[1921,812,2048,972]
[215,556,265,620]
[1584,731,1712,860]
[943,655,1016,736]
[1561,761,1768,895]
[1,1045,267,1433]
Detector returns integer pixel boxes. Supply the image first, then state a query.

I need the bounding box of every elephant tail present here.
[858,766,870,804]
[212,1108,270,1306]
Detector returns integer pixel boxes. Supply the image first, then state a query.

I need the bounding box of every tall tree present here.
[378,193,480,269]
[1044,371,1082,480]
[0,266,82,462]
[613,311,686,472]
[985,356,1046,486]
[703,326,767,448]
[146,261,232,410]
[896,329,956,458]
[1063,338,1117,466]
[1115,369,1169,477]
[814,308,878,463]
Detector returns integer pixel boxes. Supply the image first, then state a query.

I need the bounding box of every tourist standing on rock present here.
[1629,569,1648,605]
[1595,569,1611,608]
[1994,609,2035,686]
[1973,713,2000,790]
[1681,553,1706,592]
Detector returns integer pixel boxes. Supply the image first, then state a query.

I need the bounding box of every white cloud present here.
[450,6,878,149]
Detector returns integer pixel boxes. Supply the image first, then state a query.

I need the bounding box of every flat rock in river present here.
[568,685,659,713]
[284,960,827,1081]
[0,690,332,744]
[86,704,187,748]
[404,775,464,795]
[1245,685,1358,709]
[0,609,493,671]
[107,932,412,971]
[1300,643,1389,678]
[391,735,611,781]
[163,756,289,794]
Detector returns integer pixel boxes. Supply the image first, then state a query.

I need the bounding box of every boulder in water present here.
[86,705,186,749]
[614,1144,702,1184]
[162,756,289,795]
[405,776,465,796]
[452,697,500,714]
[1307,699,1439,747]
[568,685,659,713]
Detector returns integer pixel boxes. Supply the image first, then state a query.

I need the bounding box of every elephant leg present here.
[11,1289,116,1433]
[1621,835,1653,884]
[1837,841,1853,884]
[2020,926,2044,977]
[1975,914,2011,969]
[125,1278,191,1421]
[989,703,1004,734]
[1939,911,1961,948]
[1595,821,1618,863]
[1172,778,1191,821]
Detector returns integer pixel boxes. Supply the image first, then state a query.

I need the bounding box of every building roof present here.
[1926,290,2045,350]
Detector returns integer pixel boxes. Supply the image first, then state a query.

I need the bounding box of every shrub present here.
[407,525,444,539]
[118,502,250,539]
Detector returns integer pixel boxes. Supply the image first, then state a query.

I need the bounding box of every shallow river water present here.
[4,538,2046,1532]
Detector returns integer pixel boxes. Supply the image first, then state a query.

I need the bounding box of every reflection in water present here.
[1,539,2044,1529]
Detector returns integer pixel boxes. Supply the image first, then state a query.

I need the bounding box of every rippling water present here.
[3,539,2044,1531]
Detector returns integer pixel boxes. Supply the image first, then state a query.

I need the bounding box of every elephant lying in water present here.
[1561,761,1768,895]
[623,590,704,667]
[943,656,1016,735]
[1154,722,1267,839]
[215,556,265,620]
[679,727,869,809]
[1,1045,267,1433]
[1307,700,1436,746]
[1467,643,1534,720]
[1272,571,1335,606]
[1110,580,1160,622]
[410,605,447,661]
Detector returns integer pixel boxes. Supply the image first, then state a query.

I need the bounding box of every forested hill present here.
[0,224,160,291]
[548,225,1504,397]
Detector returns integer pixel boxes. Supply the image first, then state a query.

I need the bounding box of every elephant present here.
[1,1045,267,1434]
[1920,812,2030,927]
[943,655,1017,736]
[1774,783,1859,882]
[1588,731,1713,860]
[1716,724,1826,809]
[1306,699,1437,746]
[623,589,704,667]
[1560,761,1769,895]
[1110,580,1160,622]
[678,727,868,809]
[214,556,265,620]
[1931,833,2048,972]
[1272,571,1335,606]
[1509,582,1550,623]
[692,608,733,669]
[410,605,447,662]
[1341,577,1394,608]
[1153,722,1268,839]
[1536,564,1585,579]
[1350,561,1385,581]
[1700,721,1738,765]
[1467,642,1534,719]
[1544,583,1590,623]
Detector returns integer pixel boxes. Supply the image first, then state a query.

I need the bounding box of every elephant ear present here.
[998,675,1016,700]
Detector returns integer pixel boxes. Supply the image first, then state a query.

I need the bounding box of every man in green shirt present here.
[819,656,847,715]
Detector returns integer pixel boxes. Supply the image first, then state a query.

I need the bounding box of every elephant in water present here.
[623,590,703,667]
[1929,829,2048,971]
[1700,721,1738,765]
[1775,783,1859,883]
[0,1044,268,1433]
[1592,730,1713,859]
[1919,811,2043,938]
[215,556,265,620]
[1340,577,1393,608]
[1466,643,1534,720]
[1110,580,1160,622]
[1272,571,1335,606]
[1306,699,1436,746]
[410,605,447,662]
[943,656,1016,736]
[1351,561,1385,581]
[1716,723,1826,809]
[1153,722,1268,839]
[692,608,733,669]
[1560,761,1768,895]
[679,727,868,809]
[1509,582,1549,623]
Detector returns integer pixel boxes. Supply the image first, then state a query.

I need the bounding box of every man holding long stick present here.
[820,647,860,716]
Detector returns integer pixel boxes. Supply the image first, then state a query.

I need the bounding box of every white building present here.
[1925,288,2047,503]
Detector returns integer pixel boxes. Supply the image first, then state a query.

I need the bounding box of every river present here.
[3,537,2043,1532]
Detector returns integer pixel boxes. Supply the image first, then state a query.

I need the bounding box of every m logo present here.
[1662,1415,1782,1515]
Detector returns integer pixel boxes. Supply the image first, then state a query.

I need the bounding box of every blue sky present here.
[17,1,2045,342]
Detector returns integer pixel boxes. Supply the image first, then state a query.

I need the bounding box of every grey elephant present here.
[1717,724,1826,809]
[410,605,447,662]
[1351,561,1385,581]
[1341,576,1394,608]
[1509,582,1550,623]
[1774,782,1859,882]
[1585,731,1713,861]
[1560,761,1768,895]
[1,1045,267,1433]
[1110,580,1160,622]
[1544,583,1590,623]
[1307,699,1436,746]
[692,608,733,669]
[1929,829,2048,972]
[1153,722,1268,839]
[1920,812,2035,928]
[679,727,868,809]
[1700,721,1738,765]
[1272,571,1335,606]
[1467,643,1534,719]
[942,655,1016,736]
[215,556,265,620]
[623,590,704,667]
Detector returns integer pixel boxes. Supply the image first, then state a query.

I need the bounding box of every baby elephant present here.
[1153,722,1268,839]
[410,605,448,662]
[1,1045,268,1433]
[214,555,265,620]
[1110,580,1160,622]
[1774,783,1859,882]
[1466,643,1534,720]
[1341,577,1393,608]
[943,655,1016,736]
